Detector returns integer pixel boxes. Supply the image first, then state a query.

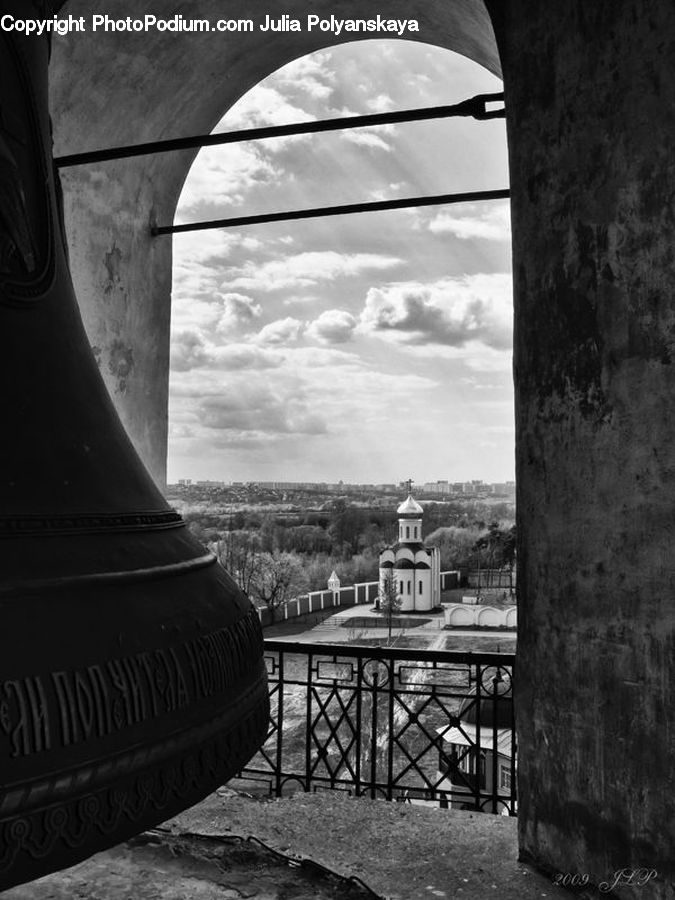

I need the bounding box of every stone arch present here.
[49,0,499,485]
[447,605,476,627]
[476,605,501,626]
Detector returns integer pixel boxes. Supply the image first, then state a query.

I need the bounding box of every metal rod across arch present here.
[151,188,510,235]
[54,92,505,168]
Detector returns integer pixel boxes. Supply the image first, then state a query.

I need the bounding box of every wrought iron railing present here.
[236,640,517,815]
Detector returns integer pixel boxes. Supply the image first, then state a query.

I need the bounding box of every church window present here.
[419,580,423,593]
[406,526,410,538]
[407,581,411,594]
[400,580,404,593]
[414,526,418,538]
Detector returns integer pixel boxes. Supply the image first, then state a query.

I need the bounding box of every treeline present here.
[183,498,513,553]
[180,498,515,612]
[426,522,516,587]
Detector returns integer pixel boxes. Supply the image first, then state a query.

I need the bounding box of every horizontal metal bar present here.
[152,188,510,235]
[54,92,505,168]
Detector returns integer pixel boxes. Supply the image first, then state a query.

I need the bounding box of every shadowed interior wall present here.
[49,0,499,488]
[490,1,675,894]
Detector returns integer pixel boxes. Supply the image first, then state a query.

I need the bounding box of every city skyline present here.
[168,40,512,484]
[172,475,514,489]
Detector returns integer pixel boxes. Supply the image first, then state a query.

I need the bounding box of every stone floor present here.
[2,789,567,900]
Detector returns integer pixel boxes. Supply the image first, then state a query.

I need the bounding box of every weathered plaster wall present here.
[490,1,675,894]
[50,0,499,487]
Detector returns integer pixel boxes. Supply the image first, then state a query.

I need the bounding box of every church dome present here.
[397,494,423,517]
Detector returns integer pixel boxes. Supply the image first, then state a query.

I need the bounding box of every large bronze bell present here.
[0,4,268,889]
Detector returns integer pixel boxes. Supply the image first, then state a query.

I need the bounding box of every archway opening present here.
[166,37,514,640]
[168,40,511,493]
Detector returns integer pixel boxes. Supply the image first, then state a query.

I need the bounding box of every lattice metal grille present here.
[238,641,516,815]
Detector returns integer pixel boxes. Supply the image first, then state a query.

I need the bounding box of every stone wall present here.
[445,604,516,629]
[490,1,675,892]
[257,580,378,627]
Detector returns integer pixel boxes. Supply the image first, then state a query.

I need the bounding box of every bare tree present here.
[250,551,309,620]
[212,529,261,596]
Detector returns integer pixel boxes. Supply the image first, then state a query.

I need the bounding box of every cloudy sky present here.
[168,40,512,485]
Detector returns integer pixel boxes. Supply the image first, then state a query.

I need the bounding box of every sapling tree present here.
[378,572,403,643]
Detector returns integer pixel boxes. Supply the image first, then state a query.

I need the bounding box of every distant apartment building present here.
[422,480,451,495]
[490,481,516,497]
[420,479,515,498]
[254,481,324,491]
[251,481,394,493]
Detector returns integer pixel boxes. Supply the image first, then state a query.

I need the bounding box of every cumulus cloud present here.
[177,143,279,210]
[225,251,401,292]
[330,106,395,152]
[170,332,285,374]
[210,344,283,371]
[168,422,195,440]
[171,236,267,335]
[171,289,261,343]
[307,309,357,344]
[368,182,407,202]
[171,231,263,312]
[221,85,314,130]
[342,129,393,152]
[428,202,511,241]
[367,93,395,113]
[215,85,317,154]
[170,331,208,372]
[168,334,442,482]
[216,293,262,335]
[273,53,336,101]
[359,274,512,350]
[172,229,260,266]
[197,385,327,436]
[171,296,223,333]
[256,317,304,345]
[211,60,333,158]
[283,293,319,306]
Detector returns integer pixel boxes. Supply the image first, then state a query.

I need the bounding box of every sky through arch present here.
[168,39,511,485]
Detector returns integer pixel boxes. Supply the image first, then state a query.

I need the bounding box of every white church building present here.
[379,488,441,612]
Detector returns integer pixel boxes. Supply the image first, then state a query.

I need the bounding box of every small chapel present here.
[379,483,441,612]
